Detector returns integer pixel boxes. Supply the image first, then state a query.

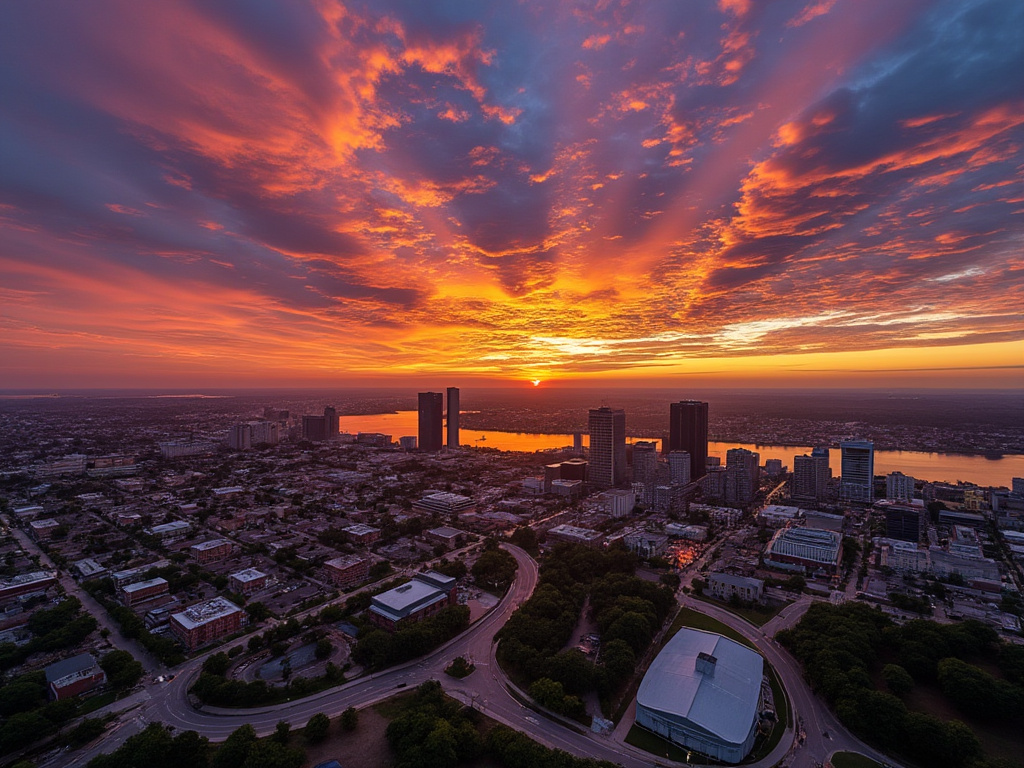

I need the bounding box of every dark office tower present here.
[840,439,874,503]
[632,441,659,486]
[446,387,460,448]
[302,415,326,442]
[588,407,626,488]
[669,400,708,483]
[323,406,339,438]
[418,392,444,452]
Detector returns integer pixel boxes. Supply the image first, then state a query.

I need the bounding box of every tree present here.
[882,663,914,697]
[67,717,107,747]
[510,526,539,555]
[339,706,359,732]
[314,637,332,660]
[304,713,330,744]
[203,651,232,677]
[246,602,272,622]
[212,724,258,768]
[271,720,291,745]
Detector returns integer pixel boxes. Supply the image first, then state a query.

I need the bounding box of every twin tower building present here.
[588,400,708,488]
[417,387,459,452]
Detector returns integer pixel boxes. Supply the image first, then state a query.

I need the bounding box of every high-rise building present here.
[886,471,916,501]
[324,406,339,438]
[725,448,760,507]
[632,441,659,486]
[418,392,444,452]
[302,415,326,442]
[793,447,830,502]
[227,424,251,451]
[446,387,460,448]
[669,401,708,483]
[588,407,626,488]
[840,440,875,503]
[668,451,691,486]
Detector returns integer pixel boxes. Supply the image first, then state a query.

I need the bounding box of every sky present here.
[1,0,1022,389]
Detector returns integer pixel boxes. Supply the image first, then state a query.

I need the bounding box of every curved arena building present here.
[635,628,764,763]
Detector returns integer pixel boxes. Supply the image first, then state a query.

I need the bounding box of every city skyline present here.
[1,1,1023,389]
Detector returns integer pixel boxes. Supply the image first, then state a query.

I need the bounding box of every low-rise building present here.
[547,524,604,548]
[45,653,106,701]
[111,560,170,589]
[170,597,246,651]
[147,520,191,540]
[190,538,233,563]
[665,523,708,541]
[342,523,381,545]
[707,572,764,603]
[425,526,465,550]
[764,527,843,575]
[0,571,57,602]
[29,518,61,540]
[229,568,268,595]
[121,577,169,607]
[73,558,107,580]
[757,505,802,528]
[323,555,370,588]
[368,571,457,631]
[412,492,476,517]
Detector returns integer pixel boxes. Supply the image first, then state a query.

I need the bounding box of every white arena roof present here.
[637,628,763,747]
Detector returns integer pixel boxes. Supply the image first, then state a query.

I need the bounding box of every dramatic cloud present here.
[0,0,1021,387]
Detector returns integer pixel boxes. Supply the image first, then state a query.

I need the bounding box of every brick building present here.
[229,568,268,595]
[170,597,246,651]
[190,538,233,564]
[45,653,106,700]
[323,555,370,588]
[121,577,169,607]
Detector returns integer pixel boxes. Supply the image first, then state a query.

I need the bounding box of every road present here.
[1,514,161,675]
[69,542,901,768]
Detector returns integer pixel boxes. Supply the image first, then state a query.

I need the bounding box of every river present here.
[337,411,1022,488]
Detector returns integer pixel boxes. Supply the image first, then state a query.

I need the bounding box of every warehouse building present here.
[636,628,763,764]
[763,527,842,575]
[368,571,456,631]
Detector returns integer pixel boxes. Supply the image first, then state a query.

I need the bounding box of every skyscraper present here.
[668,400,708,482]
[793,447,830,502]
[323,406,339,438]
[588,407,626,488]
[840,439,875,503]
[725,447,760,507]
[886,471,915,501]
[632,441,659,486]
[446,387,460,448]
[668,451,691,485]
[418,392,444,452]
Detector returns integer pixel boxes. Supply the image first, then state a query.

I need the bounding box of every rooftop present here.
[172,597,243,630]
[45,653,98,684]
[123,577,168,593]
[231,568,267,582]
[637,628,763,744]
[192,538,231,551]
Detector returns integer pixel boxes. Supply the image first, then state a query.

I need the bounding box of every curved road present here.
[72,544,900,768]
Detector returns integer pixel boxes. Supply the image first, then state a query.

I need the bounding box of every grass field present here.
[663,605,756,649]
[625,724,699,763]
[830,752,883,768]
[692,594,787,627]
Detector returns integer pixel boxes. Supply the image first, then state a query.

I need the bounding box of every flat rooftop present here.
[171,597,242,630]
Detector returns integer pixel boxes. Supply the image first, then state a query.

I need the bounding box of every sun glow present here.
[531,379,542,387]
